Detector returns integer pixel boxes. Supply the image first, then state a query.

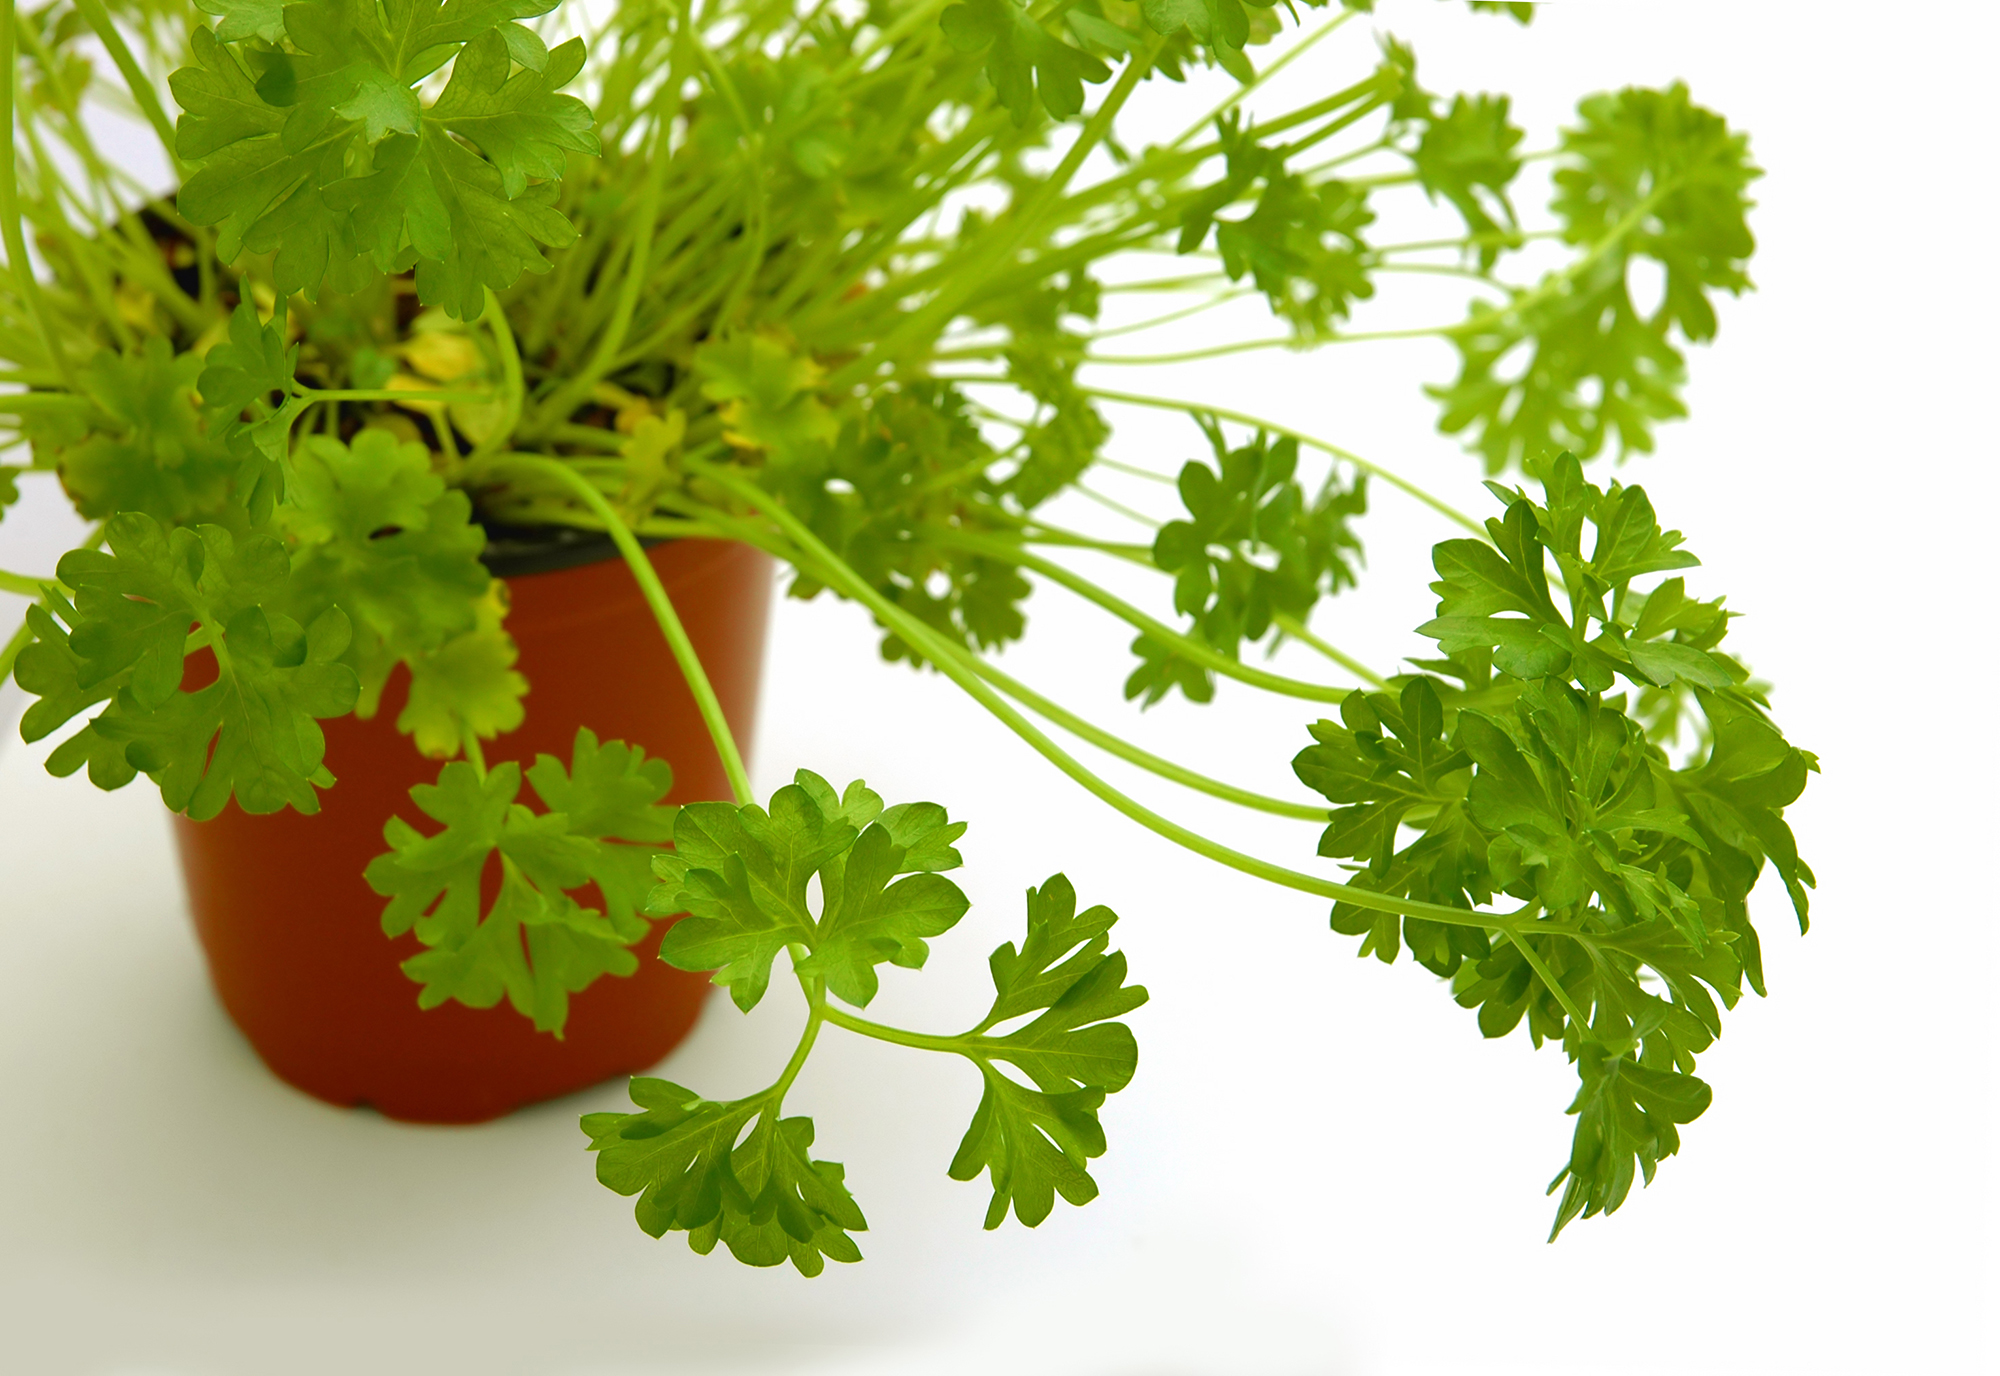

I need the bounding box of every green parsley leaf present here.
[948,874,1146,1227]
[170,1,597,319]
[1123,631,1216,707]
[396,581,529,757]
[1161,426,1366,644]
[277,429,496,719]
[18,513,359,817]
[650,769,970,1012]
[583,1085,867,1276]
[198,301,303,473]
[31,339,240,528]
[1179,115,1378,338]
[1409,92,1524,269]
[1293,459,1814,1235]
[940,0,1111,125]
[1428,84,1758,470]
[364,728,676,1034]
[695,332,838,461]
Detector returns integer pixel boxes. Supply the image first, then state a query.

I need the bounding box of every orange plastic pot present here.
[170,538,772,1124]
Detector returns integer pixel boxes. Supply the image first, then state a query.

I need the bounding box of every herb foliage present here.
[0,0,1806,1264]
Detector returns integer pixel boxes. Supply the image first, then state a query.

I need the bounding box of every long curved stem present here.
[687,458,1543,937]
[477,453,754,805]
[471,288,524,459]
[1080,385,1485,535]
[68,0,178,165]
[0,6,75,390]
[937,527,1358,703]
[957,653,1332,822]
[1270,611,1386,688]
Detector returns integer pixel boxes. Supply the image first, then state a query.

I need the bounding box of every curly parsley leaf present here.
[949,874,1146,1228]
[1179,114,1378,338]
[171,3,598,318]
[363,728,676,1034]
[1409,93,1524,269]
[278,428,502,724]
[589,778,1142,1263]
[695,332,839,462]
[397,581,529,756]
[198,301,304,471]
[583,1086,867,1276]
[1418,453,1737,695]
[761,381,1033,665]
[29,339,241,528]
[650,769,969,1012]
[16,513,359,816]
[1131,423,1366,705]
[1428,84,1758,471]
[940,0,1111,125]
[1293,459,1813,1236]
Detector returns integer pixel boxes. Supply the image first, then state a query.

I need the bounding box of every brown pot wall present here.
[170,539,773,1124]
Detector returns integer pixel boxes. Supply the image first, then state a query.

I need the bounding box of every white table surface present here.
[2,4,1993,1373]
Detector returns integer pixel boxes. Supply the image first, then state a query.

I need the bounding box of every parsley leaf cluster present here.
[1178,112,1379,338]
[172,0,597,319]
[1294,456,1814,1235]
[16,512,359,815]
[1131,424,1366,705]
[365,728,677,1033]
[583,773,1146,1270]
[1428,84,1759,471]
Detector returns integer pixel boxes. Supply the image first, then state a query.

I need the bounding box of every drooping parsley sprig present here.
[1294,455,1814,1236]
[579,772,1147,1273]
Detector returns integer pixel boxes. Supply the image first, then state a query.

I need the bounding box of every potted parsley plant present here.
[0,0,1814,1272]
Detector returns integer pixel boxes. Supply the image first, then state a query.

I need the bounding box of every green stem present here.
[1501,924,1591,1033]
[1068,480,1160,530]
[938,527,1355,703]
[471,289,524,458]
[477,453,753,805]
[0,5,74,389]
[532,115,676,425]
[1100,272,1229,295]
[1269,611,1386,688]
[771,966,828,1101]
[67,0,178,163]
[1080,385,1484,534]
[0,606,32,683]
[1086,326,1448,365]
[1086,288,1257,341]
[1165,7,1359,149]
[1094,455,1176,485]
[0,392,94,412]
[461,726,489,779]
[955,651,1332,822]
[0,567,49,596]
[821,1002,972,1055]
[830,38,1160,387]
[687,459,1537,936]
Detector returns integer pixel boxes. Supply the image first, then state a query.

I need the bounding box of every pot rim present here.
[478,521,667,580]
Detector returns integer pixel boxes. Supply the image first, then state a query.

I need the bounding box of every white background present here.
[2,2,1994,1373]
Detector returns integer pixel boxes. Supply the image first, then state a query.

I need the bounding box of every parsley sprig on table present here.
[1,0,1807,1265]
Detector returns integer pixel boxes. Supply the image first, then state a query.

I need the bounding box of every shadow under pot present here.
[170,533,773,1124]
